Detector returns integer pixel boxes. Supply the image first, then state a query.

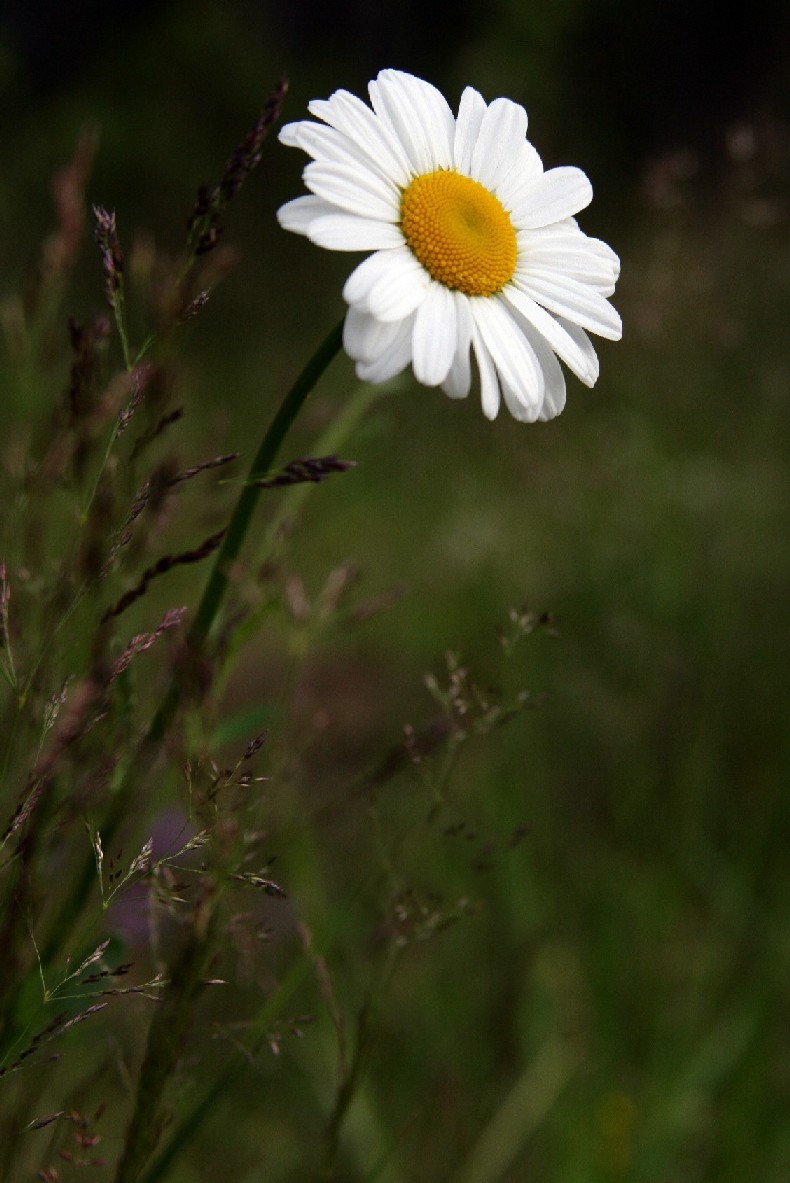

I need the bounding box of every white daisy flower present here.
[277,69,621,422]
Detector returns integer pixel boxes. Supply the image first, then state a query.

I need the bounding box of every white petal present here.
[471,297,544,414]
[442,369,470,399]
[523,255,618,290]
[369,69,454,174]
[511,166,593,230]
[496,139,544,210]
[515,270,622,340]
[276,194,336,237]
[307,91,411,185]
[587,236,621,281]
[442,293,474,398]
[303,162,398,221]
[517,225,620,297]
[470,97,529,192]
[279,121,309,149]
[471,321,501,420]
[517,220,583,246]
[366,264,428,324]
[355,316,414,384]
[453,86,487,175]
[344,248,402,307]
[503,285,599,385]
[500,373,541,422]
[280,121,347,163]
[527,330,567,420]
[344,305,404,364]
[306,213,404,252]
[517,223,620,285]
[518,239,619,289]
[279,120,401,189]
[343,247,428,322]
[412,283,457,386]
[556,317,599,386]
[365,252,431,322]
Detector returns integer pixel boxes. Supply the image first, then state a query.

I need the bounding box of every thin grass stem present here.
[37,320,347,973]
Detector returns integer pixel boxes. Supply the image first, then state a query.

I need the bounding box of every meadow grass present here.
[0,60,788,1183]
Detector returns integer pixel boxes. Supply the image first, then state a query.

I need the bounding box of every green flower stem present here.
[146,316,345,743]
[39,318,345,971]
[190,317,344,651]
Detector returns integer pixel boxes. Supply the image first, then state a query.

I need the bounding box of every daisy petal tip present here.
[278,123,299,147]
[275,197,310,232]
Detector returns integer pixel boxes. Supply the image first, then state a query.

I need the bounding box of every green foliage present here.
[0,8,788,1181]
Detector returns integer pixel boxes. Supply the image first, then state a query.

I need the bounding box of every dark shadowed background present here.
[1,2,789,1180]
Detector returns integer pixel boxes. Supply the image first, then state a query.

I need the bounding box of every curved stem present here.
[188,317,344,652]
[147,317,344,744]
[39,319,345,968]
[112,319,346,1182]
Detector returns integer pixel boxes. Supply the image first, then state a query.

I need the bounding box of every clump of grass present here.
[0,81,547,1183]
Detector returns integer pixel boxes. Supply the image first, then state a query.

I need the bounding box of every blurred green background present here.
[1,1,789,1180]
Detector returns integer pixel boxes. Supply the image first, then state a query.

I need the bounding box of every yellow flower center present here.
[399,169,517,297]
